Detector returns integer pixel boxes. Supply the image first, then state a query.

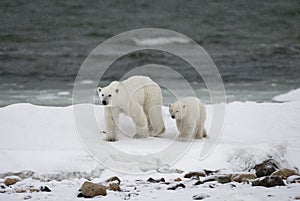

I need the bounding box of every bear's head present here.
[168,102,187,120]
[97,81,121,106]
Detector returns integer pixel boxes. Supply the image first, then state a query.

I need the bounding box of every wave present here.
[132,36,190,46]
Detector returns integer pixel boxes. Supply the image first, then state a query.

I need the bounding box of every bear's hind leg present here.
[195,121,203,139]
[130,104,149,138]
[148,105,165,137]
[202,128,208,138]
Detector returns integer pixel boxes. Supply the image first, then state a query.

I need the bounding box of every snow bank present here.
[273,88,300,102]
[0,94,300,175]
[1,91,300,200]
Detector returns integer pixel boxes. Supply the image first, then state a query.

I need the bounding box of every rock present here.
[16,171,35,179]
[167,183,185,190]
[286,175,300,184]
[147,177,165,183]
[4,177,21,186]
[271,168,298,179]
[232,173,257,183]
[174,178,182,182]
[184,172,206,179]
[216,175,232,184]
[15,189,26,193]
[203,169,220,176]
[192,193,210,200]
[252,176,285,187]
[202,175,232,184]
[202,176,217,183]
[105,176,121,184]
[194,180,204,185]
[77,193,84,198]
[40,186,51,192]
[254,159,279,177]
[108,183,121,191]
[29,187,39,193]
[80,181,107,198]
[0,171,34,180]
[124,192,139,200]
[24,195,32,200]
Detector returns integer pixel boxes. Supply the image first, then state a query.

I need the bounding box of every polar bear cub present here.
[169,97,207,141]
[97,76,165,141]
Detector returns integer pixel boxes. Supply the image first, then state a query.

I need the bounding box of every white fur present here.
[97,76,165,141]
[169,97,207,141]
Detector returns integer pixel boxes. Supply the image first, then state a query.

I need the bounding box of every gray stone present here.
[4,177,21,186]
[286,175,300,184]
[108,183,121,191]
[147,177,165,183]
[252,176,285,187]
[271,168,298,179]
[193,193,210,200]
[105,176,121,184]
[254,159,279,177]
[80,181,107,198]
[232,173,257,183]
[184,172,206,179]
[167,183,185,190]
[40,186,51,192]
[216,175,232,184]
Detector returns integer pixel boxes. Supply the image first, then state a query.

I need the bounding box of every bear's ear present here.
[115,88,119,93]
[168,103,172,107]
[97,87,101,93]
[182,104,186,109]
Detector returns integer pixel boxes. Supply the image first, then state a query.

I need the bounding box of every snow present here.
[1,90,300,200]
[273,88,300,102]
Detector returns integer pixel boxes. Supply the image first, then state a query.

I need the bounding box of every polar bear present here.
[169,97,207,141]
[97,76,165,141]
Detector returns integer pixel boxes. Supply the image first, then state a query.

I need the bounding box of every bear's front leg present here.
[104,107,119,141]
[177,122,196,142]
[130,104,149,138]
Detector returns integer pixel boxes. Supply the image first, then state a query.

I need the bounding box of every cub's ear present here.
[168,103,172,107]
[97,87,101,93]
[115,88,119,93]
[182,104,186,109]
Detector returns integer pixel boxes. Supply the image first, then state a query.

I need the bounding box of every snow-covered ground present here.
[0,89,300,200]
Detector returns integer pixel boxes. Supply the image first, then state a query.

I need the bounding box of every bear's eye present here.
[176,110,179,113]
[102,94,104,97]
[108,94,112,97]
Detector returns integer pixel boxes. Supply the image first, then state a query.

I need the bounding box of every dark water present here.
[0,0,299,106]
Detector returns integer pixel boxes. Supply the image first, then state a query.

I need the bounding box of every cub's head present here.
[97,81,120,106]
[168,101,187,120]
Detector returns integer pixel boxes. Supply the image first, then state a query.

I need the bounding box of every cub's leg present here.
[176,120,196,142]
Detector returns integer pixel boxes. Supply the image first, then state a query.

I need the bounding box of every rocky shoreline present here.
[1,159,300,200]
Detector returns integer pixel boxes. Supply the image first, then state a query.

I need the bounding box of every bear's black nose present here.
[171,115,175,119]
[102,100,107,105]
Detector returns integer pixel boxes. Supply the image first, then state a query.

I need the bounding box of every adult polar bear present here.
[97,76,165,141]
